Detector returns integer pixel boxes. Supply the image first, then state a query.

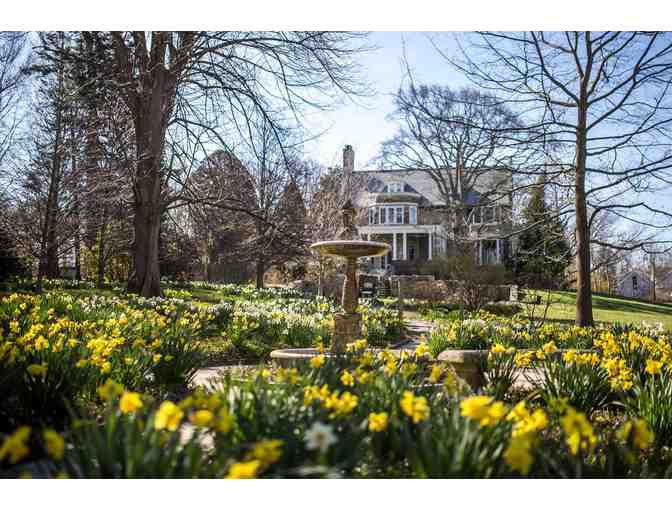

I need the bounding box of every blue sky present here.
[302,32,467,170]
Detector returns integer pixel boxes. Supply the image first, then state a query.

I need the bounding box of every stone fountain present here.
[270,197,390,365]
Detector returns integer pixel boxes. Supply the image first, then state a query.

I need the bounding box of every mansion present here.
[342,146,515,271]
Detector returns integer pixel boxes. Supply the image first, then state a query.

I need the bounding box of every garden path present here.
[391,317,433,349]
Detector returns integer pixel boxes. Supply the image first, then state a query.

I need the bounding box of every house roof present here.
[618,269,652,285]
[352,168,511,208]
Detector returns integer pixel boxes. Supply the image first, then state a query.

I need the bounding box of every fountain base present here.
[332,312,361,353]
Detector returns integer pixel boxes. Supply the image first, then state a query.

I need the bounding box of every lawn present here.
[526,290,672,330]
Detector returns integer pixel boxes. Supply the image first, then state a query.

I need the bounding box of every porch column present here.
[428,231,433,260]
[496,239,501,263]
[392,233,397,261]
[403,232,407,260]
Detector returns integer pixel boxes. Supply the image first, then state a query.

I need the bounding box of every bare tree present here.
[450,32,672,325]
[83,31,369,297]
[379,82,532,264]
[0,32,28,199]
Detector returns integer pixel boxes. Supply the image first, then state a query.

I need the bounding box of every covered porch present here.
[358,226,445,270]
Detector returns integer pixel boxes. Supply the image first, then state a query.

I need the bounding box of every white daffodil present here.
[304,421,337,453]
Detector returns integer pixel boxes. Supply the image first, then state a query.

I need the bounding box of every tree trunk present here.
[651,255,656,303]
[574,101,593,326]
[255,259,265,289]
[128,197,162,297]
[96,225,107,288]
[74,211,81,280]
[126,86,167,298]
[127,143,163,297]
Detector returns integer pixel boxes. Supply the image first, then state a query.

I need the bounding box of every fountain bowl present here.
[310,240,390,258]
[270,346,417,368]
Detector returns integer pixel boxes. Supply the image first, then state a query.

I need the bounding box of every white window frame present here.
[387,182,403,193]
[369,203,417,226]
[472,207,482,225]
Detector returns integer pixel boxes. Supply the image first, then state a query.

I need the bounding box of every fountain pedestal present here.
[332,256,361,353]
[332,312,361,353]
[270,199,390,365]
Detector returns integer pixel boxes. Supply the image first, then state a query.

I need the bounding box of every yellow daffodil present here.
[248,439,283,468]
[504,435,534,475]
[645,359,663,376]
[190,409,215,428]
[0,426,31,464]
[368,412,389,432]
[618,418,654,450]
[460,396,507,427]
[400,391,430,424]
[119,392,143,414]
[560,406,597,456]
[43,429,65,460]
[428,364,442,383]
[154,401,184,431]
[310,354,325,369]
[340,370,355,387]
[226,460,261,479]
[414,343,430,358]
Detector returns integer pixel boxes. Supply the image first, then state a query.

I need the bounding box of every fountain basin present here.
[310,240,390,258]
[270,346,418,368]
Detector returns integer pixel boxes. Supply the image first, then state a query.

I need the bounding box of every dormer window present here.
[386,182,404,193]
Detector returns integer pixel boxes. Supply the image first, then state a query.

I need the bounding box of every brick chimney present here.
[343,144,355,175]
[342,145,355,200]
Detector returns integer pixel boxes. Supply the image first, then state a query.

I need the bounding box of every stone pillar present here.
[333,256,361,353]
[342,257,358,314]
[403,232,407,260]
[333,311,362,353]
[428,231,433,260]
[392,233,397,261]
[342,145,355,201]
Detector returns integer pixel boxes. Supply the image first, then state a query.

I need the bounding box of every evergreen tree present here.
[508,175,571,288]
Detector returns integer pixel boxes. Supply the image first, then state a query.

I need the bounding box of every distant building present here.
[617,267,672,302]
[617,269,653,299]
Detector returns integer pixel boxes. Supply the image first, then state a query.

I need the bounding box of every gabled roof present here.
[618,269,652,285]
[352,168,510,208]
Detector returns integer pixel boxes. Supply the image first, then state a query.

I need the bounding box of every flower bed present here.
[0,292,230,430]
[1,338,669,478]
[426,314,654,355]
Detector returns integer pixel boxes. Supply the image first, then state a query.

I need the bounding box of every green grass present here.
[525,290,672,329]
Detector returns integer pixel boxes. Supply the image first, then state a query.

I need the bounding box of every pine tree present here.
[509,175,571,288]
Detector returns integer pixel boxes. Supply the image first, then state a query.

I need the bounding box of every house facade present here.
[617,268,672,302]
[617,269,653,300]
[341,146,515,271]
